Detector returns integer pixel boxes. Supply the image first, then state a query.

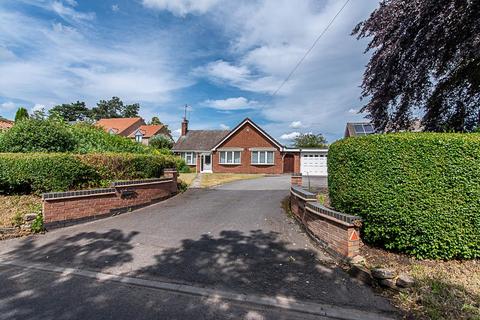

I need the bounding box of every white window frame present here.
[219,151,241,165]
[251,151,275,165]
[135,134,143,143]
[181,152,196,165]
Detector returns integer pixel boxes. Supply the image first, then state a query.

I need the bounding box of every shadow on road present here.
[0,228,396,319]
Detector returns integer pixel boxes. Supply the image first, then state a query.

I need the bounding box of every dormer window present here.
[135,133,143,143]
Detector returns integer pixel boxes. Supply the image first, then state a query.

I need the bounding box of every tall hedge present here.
[328,133,480,259]
[0,153,183,195]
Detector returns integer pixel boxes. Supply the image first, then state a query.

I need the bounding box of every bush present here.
[0,153,98,194]
[77,153,179,181]
[328,133,480,260]
[0,119,76,152]
[149,134,173,150]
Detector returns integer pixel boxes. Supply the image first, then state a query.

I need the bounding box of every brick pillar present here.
[291,173,302,187]
[347,226,361,258]
[164,168,178,193]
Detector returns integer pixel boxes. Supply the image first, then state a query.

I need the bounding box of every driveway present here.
[0,175,397,319]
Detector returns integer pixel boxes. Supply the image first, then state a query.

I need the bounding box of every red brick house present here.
[96,117,172,145]
[173,117,328,175]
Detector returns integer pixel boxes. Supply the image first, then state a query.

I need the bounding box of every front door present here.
[201,154,212,173]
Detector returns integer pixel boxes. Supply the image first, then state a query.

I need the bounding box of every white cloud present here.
[111,4,119,12]
[0,101,16,111]
[203,97,258,111]
[142,0,220,16]
[32,104,46,112]
[0,9,192,109]
[348,108,358,114]
[289,121,302,129]
[280,132,300,140]
[50,1,95,22]
[219,123,230,130]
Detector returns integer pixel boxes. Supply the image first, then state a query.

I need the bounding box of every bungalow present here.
[0,117,14,130]
[173,117,328,176]
[96,117,172,145]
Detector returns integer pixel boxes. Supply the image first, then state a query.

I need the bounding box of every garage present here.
[300,151,328,176]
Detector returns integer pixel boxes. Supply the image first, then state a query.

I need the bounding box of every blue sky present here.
[0,0,379,143]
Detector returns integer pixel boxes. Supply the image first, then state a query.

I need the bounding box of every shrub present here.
[149,134,173,150]
[69,123,153,154]
[0,153,99,194]
[77,153,179,181]
[328,133,480,260]
[0,119,76,152]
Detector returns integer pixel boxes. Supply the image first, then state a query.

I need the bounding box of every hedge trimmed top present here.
[0,119,155,154]
[328,132,480,259]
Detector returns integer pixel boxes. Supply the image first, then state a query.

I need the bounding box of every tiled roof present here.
[128,125,166,138]
[0,118,14,129]
[96,117,145,135]
[173,130,230,151]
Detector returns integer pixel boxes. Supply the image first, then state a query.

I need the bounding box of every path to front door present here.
[0,176,397,319]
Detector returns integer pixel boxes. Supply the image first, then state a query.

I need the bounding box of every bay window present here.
[181,152,196,165]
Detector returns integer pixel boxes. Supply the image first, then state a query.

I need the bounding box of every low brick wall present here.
[290,185,362,258]
[42,169,178,229]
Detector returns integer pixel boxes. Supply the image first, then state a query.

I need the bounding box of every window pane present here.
[363,124,374,133]
[252,151,258,163]
[354,124,364,134]
[267,151,274,164]
[234,151,241,164]
[227,151,233,163]
[186,154,192,164]
[260,151,266,163]
[220,152,226,163]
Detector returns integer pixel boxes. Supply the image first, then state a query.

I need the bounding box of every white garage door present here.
[301,152,328,176]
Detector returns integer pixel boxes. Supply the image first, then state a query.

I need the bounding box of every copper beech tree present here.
[354,0,480,132]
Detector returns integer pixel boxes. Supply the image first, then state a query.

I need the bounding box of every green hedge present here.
[328,133,480,259]
[0,152,183,195]
[0,153,98,194]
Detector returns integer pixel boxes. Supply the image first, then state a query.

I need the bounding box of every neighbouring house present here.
[127,124,172,145]
[344,120,423,138]
[173,117,328,176]
[96,117,172,145]
[0,117,14,130]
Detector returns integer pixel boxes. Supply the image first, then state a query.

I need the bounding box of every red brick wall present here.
[290,190,361,258]
[43,176,177,228]
[212,123,283,174]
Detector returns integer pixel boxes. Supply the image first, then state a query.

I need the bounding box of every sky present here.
[0,0,380,143]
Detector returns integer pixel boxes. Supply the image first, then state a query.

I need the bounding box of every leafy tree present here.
[31,108,47,120]
[293,133,328,148]
[49,101,91,122]
[150,116,161,125]
[123,103,140,118]
[148,134,173,150]
[90,97,140,120]
[353,0,480,132]
[14,107,29,122]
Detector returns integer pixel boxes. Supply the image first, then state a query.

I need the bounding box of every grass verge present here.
[0,195,42,228]
[178,173,197,186]
[361,245,480,319]
[200,173,264,188]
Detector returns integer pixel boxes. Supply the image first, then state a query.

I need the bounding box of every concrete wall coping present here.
[43,188,116,201]
[111,177,172,187]
[290,185,316,200]
[306,202,362,225]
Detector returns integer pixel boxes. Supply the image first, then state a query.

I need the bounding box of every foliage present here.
[150,116,161,125]
[30,108,47,120]
[90,96,140,120]
[0,153,99,194]
[149,134,173,150]
[69,123,153,154]
[76,153,179,181]
[14,107,29,122]
[179,165,191,173]
[0,119,77,152]
[31,214,44,233]
[0,152,184,194]
[293,133,328,148]
[328,133,480,259]
[353,0,480,132]
[49,101,91,122]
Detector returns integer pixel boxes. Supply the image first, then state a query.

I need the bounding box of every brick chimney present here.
[181,117,189,136]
